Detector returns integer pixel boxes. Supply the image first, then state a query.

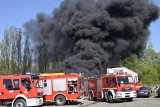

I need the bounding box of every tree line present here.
[0,27,63,75]
[123,43,160,86]
[0,27,160,86]
[0,27,32,75]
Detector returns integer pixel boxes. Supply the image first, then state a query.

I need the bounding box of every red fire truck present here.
[83,73,137,103]
[108,67,142,91]
[0,74,43,107]
[39,73,80,106]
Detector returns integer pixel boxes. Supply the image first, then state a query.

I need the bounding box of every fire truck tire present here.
[89,92,96,101]
[13,99,26,107]
[102,92,106,102]
[66,100,73,105]
[107,93,114,103]
[55,95,66,106]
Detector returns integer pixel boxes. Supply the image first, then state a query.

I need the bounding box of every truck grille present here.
[122,87,132,92]
[125,93,130,97]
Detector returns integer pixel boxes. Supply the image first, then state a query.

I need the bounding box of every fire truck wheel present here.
[14,99,26,107]
[55,95,66,106]
[89,92,96,101]
[107,93,114,103]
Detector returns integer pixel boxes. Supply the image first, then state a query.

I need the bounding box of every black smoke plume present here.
[23,0,159,76]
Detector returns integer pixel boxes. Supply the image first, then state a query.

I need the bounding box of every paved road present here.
[1,97,160,107]
[41,97,160,107]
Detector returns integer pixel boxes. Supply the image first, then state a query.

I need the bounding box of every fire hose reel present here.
[69,86,74,92]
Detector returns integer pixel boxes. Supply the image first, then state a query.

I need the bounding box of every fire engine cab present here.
[0,74,43,107]
[39,73,80,106]
[83,71,137,103]
[109,67,142,91]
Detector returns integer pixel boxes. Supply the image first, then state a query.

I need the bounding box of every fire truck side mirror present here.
[26,82,31,91]
[44,83,47,87]
[118,82,121,87]
[44,79,46,82]
[44,79,47,87]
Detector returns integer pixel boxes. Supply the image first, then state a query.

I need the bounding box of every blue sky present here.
[148,0,160,52]
[0,0,160,52]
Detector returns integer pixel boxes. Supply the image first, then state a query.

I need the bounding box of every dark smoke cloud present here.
[63,39,109,76]
[23,0,159,76]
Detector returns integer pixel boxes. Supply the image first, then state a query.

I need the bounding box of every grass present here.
[151,91,158,97]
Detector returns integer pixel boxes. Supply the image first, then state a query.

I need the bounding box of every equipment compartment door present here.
[43,79,52,95]
[53,79,66,91]
[97,78,101,92]
[84,80,88,92]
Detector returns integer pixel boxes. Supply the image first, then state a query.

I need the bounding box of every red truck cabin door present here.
[20,77,37,98]
[1,78,19,99]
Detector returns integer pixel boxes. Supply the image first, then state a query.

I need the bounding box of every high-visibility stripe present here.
[102,88,117,89]
[40,73,65,76]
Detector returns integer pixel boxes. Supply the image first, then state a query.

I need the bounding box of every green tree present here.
[17,28,22,69]
[123,54,141,73]
[138,63,159,85]
[123,42,160,86]
[52,44,65,69]
[0,28,10,74]
[0,27,22,75]
[38,43,49,73]
[23,35,32,74]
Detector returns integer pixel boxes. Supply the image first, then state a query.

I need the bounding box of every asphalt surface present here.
[1,97,160,107]
[41,97,160,107]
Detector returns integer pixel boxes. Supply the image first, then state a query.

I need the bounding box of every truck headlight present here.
[117,93,122,96]
[134,92,137,95]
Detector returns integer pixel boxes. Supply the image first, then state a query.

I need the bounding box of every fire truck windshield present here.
[117,76,133,84]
